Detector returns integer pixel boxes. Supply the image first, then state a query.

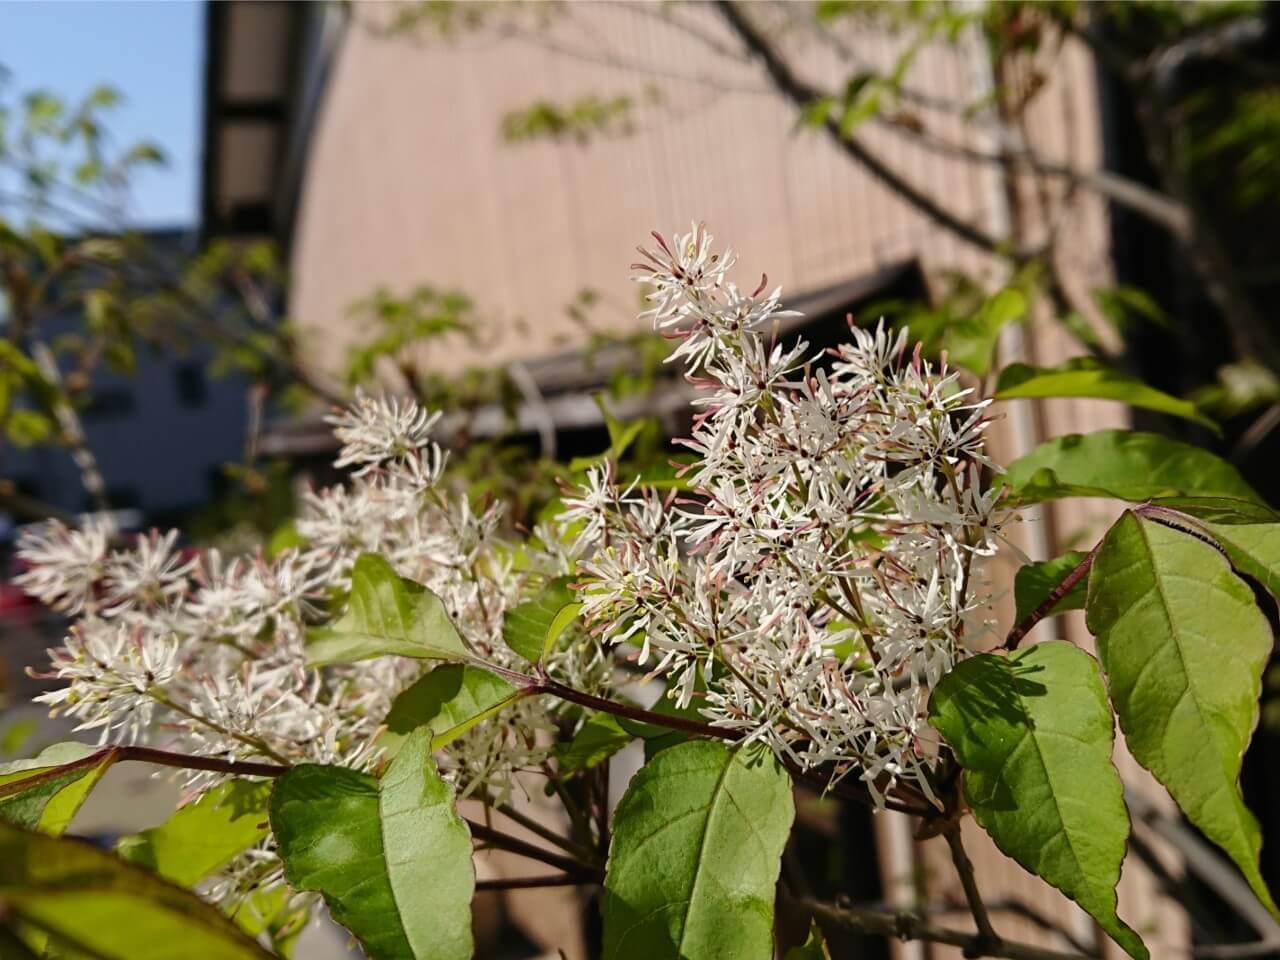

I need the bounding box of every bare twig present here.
[944,825,1004,956]
[475,874,597,891]
[466,818,603,882]
[792,894,1097,960]
[713,0,1016,259]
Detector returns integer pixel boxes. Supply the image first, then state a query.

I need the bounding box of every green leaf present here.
[502,577,576,663]
[556,713,634,776]
[305,554,468,666]
[1087,512,1277,918]
[996,358,1219,432]
[380,664,521,758]
[1001,430,1261,504]
[1012,551,1089,626]
[929,642,1147,959]
[116,780,271,886]
[270,729,474,960]
[784,920,831,960]
[602,740,794,960]
[944,288,1027,376]
[1200,522,1280,603]
[0,743,113,835]
[0,821,273,959]
[1150,497,1280,525]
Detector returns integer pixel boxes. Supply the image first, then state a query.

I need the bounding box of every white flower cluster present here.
[562,224,1007,801]
[16,391,605,910]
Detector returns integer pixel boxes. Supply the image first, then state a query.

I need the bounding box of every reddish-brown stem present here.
[1002,540,1102,651]
[0,745,287,802]
[481,659,933,816]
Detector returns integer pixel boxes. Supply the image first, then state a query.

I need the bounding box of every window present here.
[175,362,208,408]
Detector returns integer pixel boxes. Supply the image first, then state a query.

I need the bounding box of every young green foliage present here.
[0,743,115,836]
[602,740,794,960]
[929,641,1147,959]
[116,780,272,887]
[501,576,577,663]
[1087,512,1278,918]
[1002,430,1260,503]
[996,357,1219,431]
[305,554,469,666]
[0,821,272,960]
[270,729,475,960]
[379,664,522,758]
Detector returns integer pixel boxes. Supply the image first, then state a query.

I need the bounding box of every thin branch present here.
[485,797,599,864]
[0,745,287,802]
[791,894,1096,960]
[480,660,933,816]
[1003,540,1102,651]
[475,874,597,892]
[713,0,1019,260]
[944,825,1003,955]
[465,817,603,882]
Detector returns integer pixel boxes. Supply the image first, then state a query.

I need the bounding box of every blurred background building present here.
[4,1,1279,958]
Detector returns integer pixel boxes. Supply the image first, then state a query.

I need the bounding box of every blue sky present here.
[0,1,203,228]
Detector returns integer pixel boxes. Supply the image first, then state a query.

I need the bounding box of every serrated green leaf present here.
[1087,512,1277,918]
[0,743,112,835]
[1200,523,1280,603]
[380,664,521,758]
[116,780,271,886]
[305,554,468,666]
[1001,430,1261,504]
[1013,551,1089,627]
[929,642,1147,958]
[503,577,576,662]
[270,730,474,960]
[0,821,273,959]
[996,358,1219,432]
[1150,497,1280,525]
[602,740,793,960]
[556,712,633,776]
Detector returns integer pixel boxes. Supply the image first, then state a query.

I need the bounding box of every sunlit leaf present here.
[930,642,1147,958]
[0,821,273,959]
[271,729,474,960]
[602,740,793,960]
[1087,512,1278,918]
[1001,430,1261,504]
[305,554,468,666]
[996,358,1218,431]
[380,664,521,759]
[0,743,113,836]
[116,780,272,887]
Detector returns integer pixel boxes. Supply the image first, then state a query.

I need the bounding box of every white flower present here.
[326,390,444,476]
[564,226,1009,801]
[15,517,113,614]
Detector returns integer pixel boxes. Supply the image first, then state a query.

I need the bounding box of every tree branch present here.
[466,818,604,882]
[790,893,1097,960]
[475,874,597,891]
[1003,540,1102,651]
[713,0,1017,259]
[480,660,934,816]
[945,825,1004,956]
[0,745,287,803]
